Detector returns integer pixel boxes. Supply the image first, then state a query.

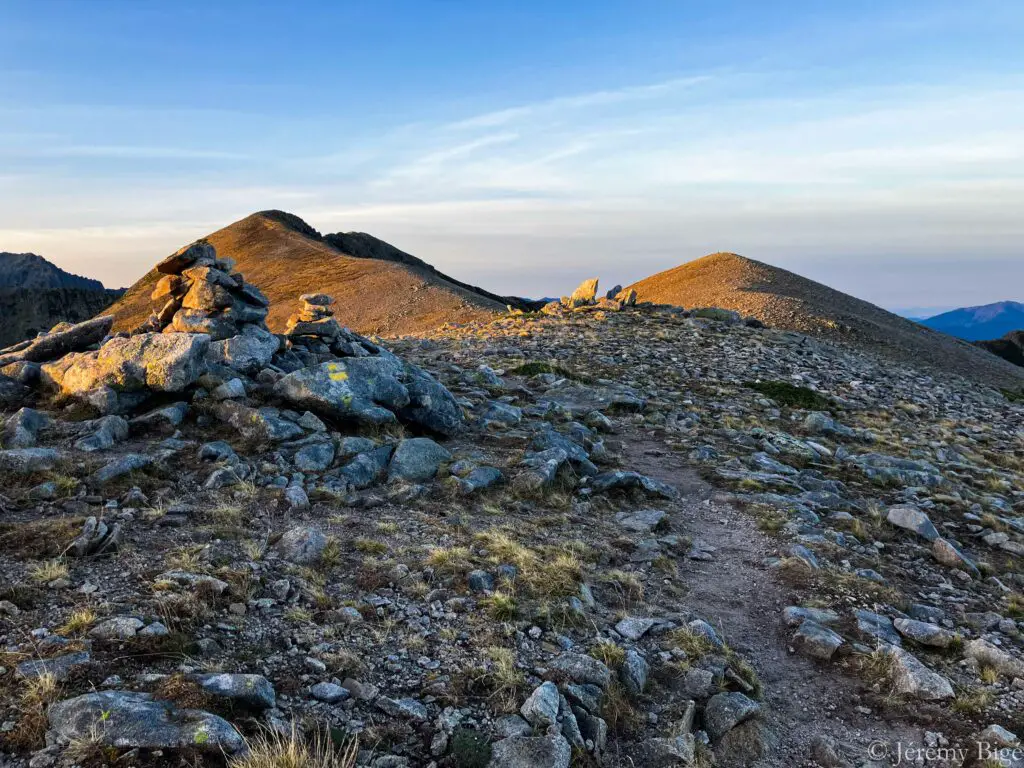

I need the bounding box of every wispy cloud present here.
[447,75,713,130]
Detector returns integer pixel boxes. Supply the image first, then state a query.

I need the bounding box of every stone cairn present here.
[285,293,377,360]
[144,241,271,340]
[541,277,637,315]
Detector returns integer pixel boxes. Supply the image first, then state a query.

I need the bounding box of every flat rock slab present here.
[47,691,243,753]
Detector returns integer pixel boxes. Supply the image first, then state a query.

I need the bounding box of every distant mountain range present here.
[0,252,123,347]
[919,301,1024,341]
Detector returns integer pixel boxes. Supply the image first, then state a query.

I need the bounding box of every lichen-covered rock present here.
[388,437,452,483]
[47,691,244,753]
[275,525,328,564]
[41,332,210,410]
[206,324,280,373]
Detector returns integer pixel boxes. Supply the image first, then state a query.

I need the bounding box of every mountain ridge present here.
[626,251,1024,388]
[103,210,514,337]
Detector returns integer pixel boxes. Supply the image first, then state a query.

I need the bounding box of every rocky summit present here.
[1,266,1023,768]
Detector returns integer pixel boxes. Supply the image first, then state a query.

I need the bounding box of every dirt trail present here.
[620,434,918,767]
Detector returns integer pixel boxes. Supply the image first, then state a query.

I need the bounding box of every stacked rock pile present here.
[145,241,271,341]
[285,293,341,349]
[284,293,383,362]
[541,277,637,315]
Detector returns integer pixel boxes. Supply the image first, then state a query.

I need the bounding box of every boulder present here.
[275,525,327,564]
[488,734,571,768]
[206,325,280,373]
[3,407,49,448]
[884,646,954,700]
[193,673,276,709]
[275,355,464,436]
[388,437,452,483]
[704,692,761,741]
[965,639,1024,678]
[47,691,243,753]
[42,332,210,408]
[932,537,980,577]
[0,315,114,367]
[568,278,599,306]
[520,681,559,728]
[886,506,940,541]
[156,241,216,275]
[0,447,61,474]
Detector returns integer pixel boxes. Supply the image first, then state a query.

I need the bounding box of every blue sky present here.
[1,0,1022,311]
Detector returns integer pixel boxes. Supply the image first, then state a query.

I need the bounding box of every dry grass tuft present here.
[230,724,358,768]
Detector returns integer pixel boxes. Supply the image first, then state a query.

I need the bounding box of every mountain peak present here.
[627,251,1024,387]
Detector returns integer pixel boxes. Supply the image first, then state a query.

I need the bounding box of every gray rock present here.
[932,537,980,577]
[294,440,335,472]
[621,649,650,694]
[965,639,1024,678]
[275,526,327,564]
[488,734,571,768]
[782,606,840,627]
[194,672,276,709]
[3,407,49,448]
[634,735,696,767]
[493,714,533,739]
[893,618,957,648]
[198,440,237,462]
[310,682,349,703]
[89,453,153,485]
[211,378,246,400]
[483,401,522,426]
[615,616,657,641]
[520,681,560,727]
[206,325,279,374]
[854,610,901,646]
[132,402,188,431]
[458,466,504,494]
[590,470,676,498]
[388,437,452,483]
[89,616,144,640]
[41,332,210,406]
[16,651,91,681]
[74,415,129,452]
[215,401,303,443]
[275,355,464,436]
[0,447,61,474]
[0,315,113,367]
[615,509,667,533]
[792,620,844,660]
[47,691,243,753]
[546,653,612,688]
[884,646,954,700]
[704,692,761,741]
[337,446,393,489]
[468,570,495,593]
[375,696,428,722]
[886,506,940,542]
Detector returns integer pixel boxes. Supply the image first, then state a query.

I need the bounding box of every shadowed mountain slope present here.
[976,330,1024,369]
[104,211,510,337]
[627,252,1024,388]
[0,251,105,290]
[0,252,122,347]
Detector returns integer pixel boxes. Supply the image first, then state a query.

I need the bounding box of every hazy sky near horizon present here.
[1,1,1023,309]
